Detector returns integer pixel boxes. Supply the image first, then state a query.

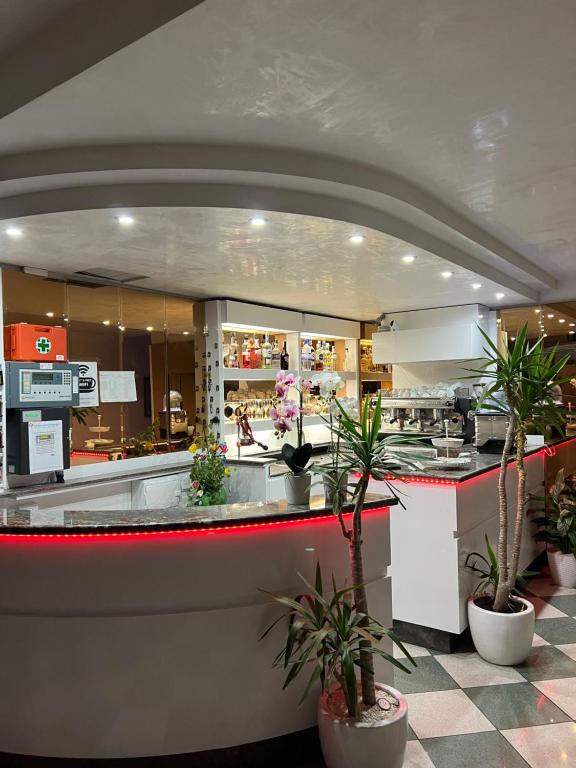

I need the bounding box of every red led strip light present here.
[0,506,390,542]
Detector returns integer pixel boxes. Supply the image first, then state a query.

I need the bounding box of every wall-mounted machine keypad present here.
[6,362,80,408]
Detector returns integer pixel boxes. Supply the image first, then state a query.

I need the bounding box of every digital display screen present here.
[31,372,62,384]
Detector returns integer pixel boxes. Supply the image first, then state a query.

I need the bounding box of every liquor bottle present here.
[228,333,238,368]
[344,346,352,372]
[324,341,332,372]
[271,337,281,369]
[315,340,324,372]
[331,343,338,371]
[242,334,251,368]
[280,341,290,370]
[262,334,272,369]
[250,336,262,369]
[301,337,312,371]
[222,334,230,367]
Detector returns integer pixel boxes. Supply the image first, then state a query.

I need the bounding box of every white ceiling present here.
[0,207,525,320]
[0,0,575,312]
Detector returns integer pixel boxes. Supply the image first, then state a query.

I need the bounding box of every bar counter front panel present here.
[0,496,396,759]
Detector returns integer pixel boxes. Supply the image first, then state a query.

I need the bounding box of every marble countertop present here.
[0,493,397,535]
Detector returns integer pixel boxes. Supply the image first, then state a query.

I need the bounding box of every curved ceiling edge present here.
[0,144,556,290]
[0,180,540,302]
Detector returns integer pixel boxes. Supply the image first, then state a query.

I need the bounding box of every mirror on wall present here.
[2,270,197,468]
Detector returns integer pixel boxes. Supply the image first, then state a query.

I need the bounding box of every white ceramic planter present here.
[468,596,534,666]
[284,472,311,505]
[548,548,576,588]
[318,683,407,768]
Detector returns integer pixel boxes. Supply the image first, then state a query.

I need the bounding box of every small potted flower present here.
[272,371,313,505]
[533,469,576,587]
[187,433,230,506]
[311,371,351,506]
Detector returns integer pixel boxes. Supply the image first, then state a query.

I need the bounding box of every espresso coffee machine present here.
[378,387,473,438]
[159,390,189,438]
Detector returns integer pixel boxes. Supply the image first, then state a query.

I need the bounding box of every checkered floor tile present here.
[394,573,576,767]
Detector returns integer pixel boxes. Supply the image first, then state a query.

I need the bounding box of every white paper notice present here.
[72,361,99,407]
[28,420,64,474]
[99,371,137,403]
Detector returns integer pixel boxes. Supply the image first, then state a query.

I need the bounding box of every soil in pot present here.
[326,684,401,724]
[473,594,527,614]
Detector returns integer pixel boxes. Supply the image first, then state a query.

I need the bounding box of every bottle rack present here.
[203,301,360,449]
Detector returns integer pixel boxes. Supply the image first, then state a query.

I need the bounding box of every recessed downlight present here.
[5,226,22,238]
[116,214,135,226]
[543,333,548,337]
[441,271,453,279]
[45,312,54,318]
[249,216,267,227]
[102,320,111,326]
[183,331,190,335]
[570,331,575,335]
[559,318,566,324]
[495,292,505,300]
[349,234,365,244]
[547,313,555,318]
[570,323,575,327]
[402,254,416,264]
[471,283,482,290]
[146,326,154,332]
[535,308,541,314]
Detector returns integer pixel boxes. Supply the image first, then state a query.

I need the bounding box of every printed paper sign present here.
[99,371,137,403]
[72,361,99,407]
[28,420,64,474]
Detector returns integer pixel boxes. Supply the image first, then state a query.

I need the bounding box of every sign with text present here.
[72,361,99,407]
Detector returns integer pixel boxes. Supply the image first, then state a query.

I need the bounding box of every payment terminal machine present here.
[5,362,80,476]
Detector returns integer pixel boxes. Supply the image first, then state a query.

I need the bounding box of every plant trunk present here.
[493,411,516,613]
[349,474,376,707]
[507,427,527,596]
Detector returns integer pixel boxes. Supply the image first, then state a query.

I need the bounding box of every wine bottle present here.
[280,341,290,370]
[262,334,272,369]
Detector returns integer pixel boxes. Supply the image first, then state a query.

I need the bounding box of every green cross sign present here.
[35,337,51,354]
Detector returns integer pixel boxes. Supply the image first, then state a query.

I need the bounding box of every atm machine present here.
[5,362,80,476]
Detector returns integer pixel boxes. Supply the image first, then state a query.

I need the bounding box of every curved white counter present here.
[0,496,395,759]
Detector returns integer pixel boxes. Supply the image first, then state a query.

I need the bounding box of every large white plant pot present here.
[468,597,534,666]
[318,683,407,768]
[548,548,576,588]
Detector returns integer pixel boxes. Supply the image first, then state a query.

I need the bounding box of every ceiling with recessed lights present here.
[0,0,575,314]
[0,207,527,320]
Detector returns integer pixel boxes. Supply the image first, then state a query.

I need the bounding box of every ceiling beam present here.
[0,0,207,119]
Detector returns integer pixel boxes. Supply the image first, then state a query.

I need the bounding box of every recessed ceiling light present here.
[183,331,190,335]
[402,254,416,264]
[45,312,54,318]
[535,308,541,314]
[570,323,575,327]
[349,234,365,243]
[441,271,453,279]
[547,313,554,318]
[495,292,505,300]
[478,314,484,319]
[5,226,22,238]
[146,326,153,332]
[116,214,135,226]
[471,283,482,290]
[543,333,548,337]
[102,320,111,326]
[249,216,267,227]
[570,331,575,335]
[559,318,566,323]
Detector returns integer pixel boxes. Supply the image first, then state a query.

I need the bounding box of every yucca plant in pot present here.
[463,324,569,665]
[532,469,576,588]
[265,394,422,768]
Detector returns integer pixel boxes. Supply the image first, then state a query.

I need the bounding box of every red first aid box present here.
[3,323,68,362]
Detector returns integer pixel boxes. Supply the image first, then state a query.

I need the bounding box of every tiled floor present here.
[396,574,576,767]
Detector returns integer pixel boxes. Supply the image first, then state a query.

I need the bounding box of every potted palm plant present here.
[265,394,421,768]
[464,324,569,665]
[533,469,576,588]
